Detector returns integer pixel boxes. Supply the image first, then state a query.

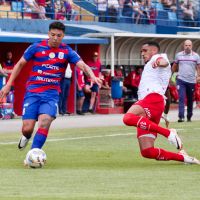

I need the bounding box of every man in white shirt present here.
[172,40,200,122]
[123,41,200,164]
[58,63,72,115]
[95,0,107,22]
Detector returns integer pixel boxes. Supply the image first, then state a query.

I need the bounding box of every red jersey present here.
[24,39,81,93]
[86,60,101,81]
[2,60,15,84]
[124,71,141,87]
[103,74,111,86]
[76,68,85,89]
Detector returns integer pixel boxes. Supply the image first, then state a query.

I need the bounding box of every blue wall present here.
[0,19,156,35]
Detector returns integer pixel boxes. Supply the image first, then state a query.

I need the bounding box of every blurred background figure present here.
[172,40,200,122]
[124,66,143,100]
[2,51,15,84]
[58,63,72,115]
[85,51,102,113]
[76,67,85,115]
[101,68,111,90]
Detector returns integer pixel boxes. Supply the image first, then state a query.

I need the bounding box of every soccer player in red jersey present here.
[76,67,86,115]
[0,21,102,154]
[123,41,200,164]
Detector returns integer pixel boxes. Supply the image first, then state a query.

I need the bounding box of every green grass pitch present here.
[0,121,199,200]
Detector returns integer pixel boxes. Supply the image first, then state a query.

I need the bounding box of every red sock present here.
[141,147,184,161]
[123,113,170,138]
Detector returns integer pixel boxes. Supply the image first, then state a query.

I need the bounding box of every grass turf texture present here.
[0,121,199,200]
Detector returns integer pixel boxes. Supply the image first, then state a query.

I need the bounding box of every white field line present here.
[0,128,186,146]
[0,132,136,145]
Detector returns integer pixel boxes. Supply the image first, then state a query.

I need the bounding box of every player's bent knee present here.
[22,127,34,138]
[141,147,158,159]
[123,113,137,126]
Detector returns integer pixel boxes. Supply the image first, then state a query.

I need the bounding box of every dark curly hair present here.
[49,21,65,32]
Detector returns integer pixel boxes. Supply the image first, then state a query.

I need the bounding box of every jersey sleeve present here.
[174,53,179,64]
[67,46,81,64]
[196,54,200,64]
[23,43,38,61]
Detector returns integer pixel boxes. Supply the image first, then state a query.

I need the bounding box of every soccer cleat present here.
[179,150,200,165]
[178,118,184,123]
[168,129,183,150]
[18,135,30,150]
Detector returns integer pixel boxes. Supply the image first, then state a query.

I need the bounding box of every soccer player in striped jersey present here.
[0,21,102,152]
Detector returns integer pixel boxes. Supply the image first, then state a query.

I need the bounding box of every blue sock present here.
[31,128,48,149]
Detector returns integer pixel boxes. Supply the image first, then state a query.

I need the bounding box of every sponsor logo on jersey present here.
[58,52,64,59]
[139,121,147,130]
[49,52,55,59]
[42,64,59,70]
[144,107,151,118]
[36,76,59,83]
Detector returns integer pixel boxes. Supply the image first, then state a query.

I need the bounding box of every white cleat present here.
[18,135,30,151]
[168,129,183,150]
[179,150,200,165]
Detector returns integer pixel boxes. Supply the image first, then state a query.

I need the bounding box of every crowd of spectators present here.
[0,0,199,26]
[95,0,198,26]
[0,0,78,20]
[96,0,155,24]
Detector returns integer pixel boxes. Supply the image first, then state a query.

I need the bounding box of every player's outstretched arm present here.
[153,57,169,68]
[0,56,27,99]
[76,60,102,86]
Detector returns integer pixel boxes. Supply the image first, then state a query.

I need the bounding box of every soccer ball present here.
[25,148,47,168]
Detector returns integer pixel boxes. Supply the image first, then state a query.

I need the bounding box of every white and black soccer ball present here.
[25,148,47,168]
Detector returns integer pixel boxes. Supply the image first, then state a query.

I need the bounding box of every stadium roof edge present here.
[0,31,108,44]
[83,32,200,39]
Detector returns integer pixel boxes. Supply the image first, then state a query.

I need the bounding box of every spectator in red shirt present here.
[2,51,15,85]
[124,66,143,99]
[76,68,85,115]
[101,69,111,90]
[85,52,102,113]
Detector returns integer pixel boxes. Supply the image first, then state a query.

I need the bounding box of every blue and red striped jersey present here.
[23,39,81,93]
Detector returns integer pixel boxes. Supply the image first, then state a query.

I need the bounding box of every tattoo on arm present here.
[84,66,93,78]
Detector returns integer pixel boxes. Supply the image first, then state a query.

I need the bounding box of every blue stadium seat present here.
[168,11,177,21]
[156,10,168,25]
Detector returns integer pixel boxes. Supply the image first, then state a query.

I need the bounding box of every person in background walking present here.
[172,40,200,122]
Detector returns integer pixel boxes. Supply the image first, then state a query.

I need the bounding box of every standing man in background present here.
[59,63,72,115]
[172,40,200,122]
[76,67,85,115]
[86,51,102,113]
[2,51,15,84]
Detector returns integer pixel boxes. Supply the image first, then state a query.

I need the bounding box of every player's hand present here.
[0,84,11,100]
[152,61,159,68]
[91,77,102,88]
